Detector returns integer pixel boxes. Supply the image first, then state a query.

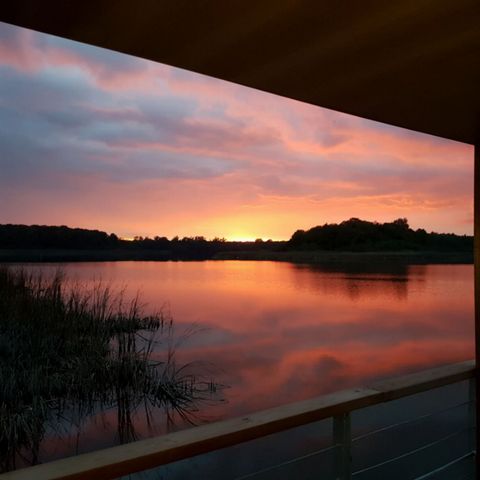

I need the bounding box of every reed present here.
[0,267,223,472]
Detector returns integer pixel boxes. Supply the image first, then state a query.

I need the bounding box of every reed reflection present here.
[0,268,224,472]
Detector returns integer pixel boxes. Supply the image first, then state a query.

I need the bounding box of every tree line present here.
[288,218,472,252]
[0,224,281,259]
[0,219,472,259]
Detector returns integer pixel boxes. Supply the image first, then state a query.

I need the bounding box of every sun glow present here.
[228,236,257,242]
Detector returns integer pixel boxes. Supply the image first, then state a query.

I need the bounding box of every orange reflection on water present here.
[47,260,473,419]
[25,260,473,461]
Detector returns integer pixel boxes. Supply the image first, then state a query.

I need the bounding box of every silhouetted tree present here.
[288,218,472,252]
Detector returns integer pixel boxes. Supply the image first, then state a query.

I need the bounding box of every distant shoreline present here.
[213,250,473,264]
[0,249,473,265]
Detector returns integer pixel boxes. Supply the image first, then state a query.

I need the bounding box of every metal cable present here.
[352,427,472,476]
[412,452,475,479]
[352,400,472,443]
[233,443,338,480]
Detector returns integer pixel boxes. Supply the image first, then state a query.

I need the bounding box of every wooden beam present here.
[0,360,474,480]
[0,1,479,145]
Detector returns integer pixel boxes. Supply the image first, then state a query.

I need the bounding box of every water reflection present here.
[288,262,424,301]
[19,261,474,453]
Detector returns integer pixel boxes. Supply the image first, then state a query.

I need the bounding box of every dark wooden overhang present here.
[1,0,478,145]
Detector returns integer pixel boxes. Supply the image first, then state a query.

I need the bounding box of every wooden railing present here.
[0,360,475,480]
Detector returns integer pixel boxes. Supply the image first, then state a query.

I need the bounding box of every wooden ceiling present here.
[1,0,479,144]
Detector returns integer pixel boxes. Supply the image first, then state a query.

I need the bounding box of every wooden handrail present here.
[0,360,475,480]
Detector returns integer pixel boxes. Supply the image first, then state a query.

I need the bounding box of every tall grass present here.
[0,267,223,472]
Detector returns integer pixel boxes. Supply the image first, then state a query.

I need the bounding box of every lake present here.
[11,260,475,468]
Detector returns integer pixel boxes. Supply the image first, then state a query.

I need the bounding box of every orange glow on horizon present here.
[227,236,257,242]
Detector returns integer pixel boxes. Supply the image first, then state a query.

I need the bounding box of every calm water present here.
[16,260,475,463]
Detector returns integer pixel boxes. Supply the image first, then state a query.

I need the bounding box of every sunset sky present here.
[0,21,474,241]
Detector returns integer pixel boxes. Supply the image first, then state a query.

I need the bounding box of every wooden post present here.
[333,413,352,480]
[475,143,479,464]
